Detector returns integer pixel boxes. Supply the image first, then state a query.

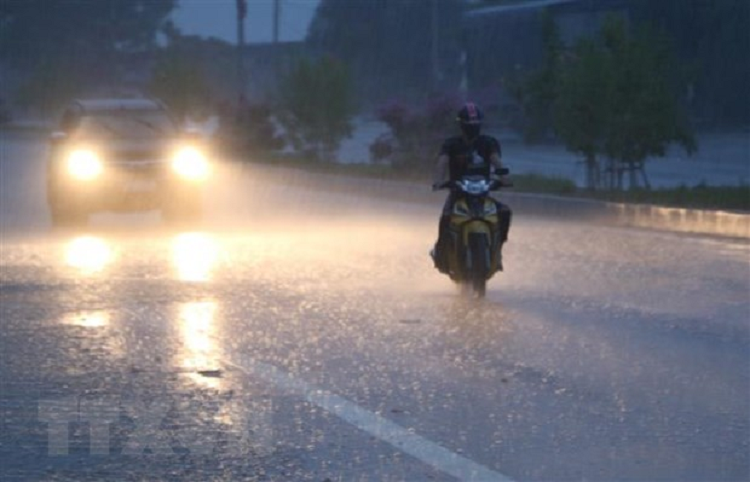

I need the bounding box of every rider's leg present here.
[498,202,512,243]
[496,201,512,270]
[432,194,455,273]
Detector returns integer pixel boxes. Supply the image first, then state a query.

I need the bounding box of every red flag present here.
[237,0,247,19]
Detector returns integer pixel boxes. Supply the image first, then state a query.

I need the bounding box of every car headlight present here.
[67,150,103,180]
[172,147,209,180]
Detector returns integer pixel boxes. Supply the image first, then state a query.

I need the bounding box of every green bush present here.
[215,101,285,155]
[590,184,750,211]
[374,93,460,172]
[279,56,355,160]
[512,173,578,195]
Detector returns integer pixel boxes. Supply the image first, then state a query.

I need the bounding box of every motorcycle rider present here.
[431,102,512,273]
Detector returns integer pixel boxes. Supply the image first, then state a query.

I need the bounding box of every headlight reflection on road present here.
[172,233,218,282]
[62,310,110,328]
[59,310,125,359]
[65,236,113,274]
[178,301,222,389]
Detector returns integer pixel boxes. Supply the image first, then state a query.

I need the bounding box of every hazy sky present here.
[172,0,320,44]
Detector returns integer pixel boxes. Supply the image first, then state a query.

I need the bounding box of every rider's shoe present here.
[430,245,449,274]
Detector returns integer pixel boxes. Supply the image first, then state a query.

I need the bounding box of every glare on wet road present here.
[64,236,113,273]
[0,139,748,481]
[172,233,219,282]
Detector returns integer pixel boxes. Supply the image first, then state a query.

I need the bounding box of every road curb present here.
[501,191,750,238]
[608,203,750,238]
[241,163,750,239]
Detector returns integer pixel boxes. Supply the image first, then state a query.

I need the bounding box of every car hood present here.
[69,136,187,162]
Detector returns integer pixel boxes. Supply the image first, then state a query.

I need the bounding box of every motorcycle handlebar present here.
[432,178,512,191]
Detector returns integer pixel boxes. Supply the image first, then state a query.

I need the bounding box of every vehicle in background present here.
[47,98,210,227]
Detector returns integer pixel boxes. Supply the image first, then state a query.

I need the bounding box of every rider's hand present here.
[431,183,441,192]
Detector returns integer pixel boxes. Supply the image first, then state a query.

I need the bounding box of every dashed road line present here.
[223,354,514,482]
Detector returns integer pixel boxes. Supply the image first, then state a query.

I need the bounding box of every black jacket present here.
[439,135,501,181]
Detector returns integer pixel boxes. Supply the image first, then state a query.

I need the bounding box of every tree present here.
[1,0,176,111]
[507,9,563,142]
[307,0,464,103]
[279,56,355,160]
[14,58,86,115]
[554,38,612,190]
[149,46,211,122]
[555,16,696,190]
[630,0,750,126]
[0,0,175,67]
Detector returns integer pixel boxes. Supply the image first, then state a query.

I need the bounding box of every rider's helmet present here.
[457,102,483,141]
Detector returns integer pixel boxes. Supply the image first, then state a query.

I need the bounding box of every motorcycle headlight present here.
[172,147,209,180]
[67,149,103,180]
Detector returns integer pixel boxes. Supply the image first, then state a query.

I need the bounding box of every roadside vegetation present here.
[510,12,696,191]
[2,1,746,212]
[278,55,356,161]
[241,153,749,212]
[148,41,212,122]
[581,184,750,212]
[1,1,176,115]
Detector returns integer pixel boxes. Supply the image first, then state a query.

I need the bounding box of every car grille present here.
[109,157,168,177]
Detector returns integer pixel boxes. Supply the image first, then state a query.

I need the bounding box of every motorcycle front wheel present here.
[468,234,489,298]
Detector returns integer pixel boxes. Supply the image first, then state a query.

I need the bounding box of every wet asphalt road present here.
[0,134,748,481]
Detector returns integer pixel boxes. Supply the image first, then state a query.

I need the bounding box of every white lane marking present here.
[224,354,514,482]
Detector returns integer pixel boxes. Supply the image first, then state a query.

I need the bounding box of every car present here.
[46,98,210,227]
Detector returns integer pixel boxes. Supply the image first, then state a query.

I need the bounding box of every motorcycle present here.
[433,170,511,298]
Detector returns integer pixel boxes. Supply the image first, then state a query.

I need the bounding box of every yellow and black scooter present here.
[434,172,510,298]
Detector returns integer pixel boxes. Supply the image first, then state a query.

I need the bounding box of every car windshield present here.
[73,111,178,139]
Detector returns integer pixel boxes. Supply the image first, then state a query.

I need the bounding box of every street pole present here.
[431,0,442,91]
[273,0,280,44]
[236,0,247,101]
[273,0,281,76]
